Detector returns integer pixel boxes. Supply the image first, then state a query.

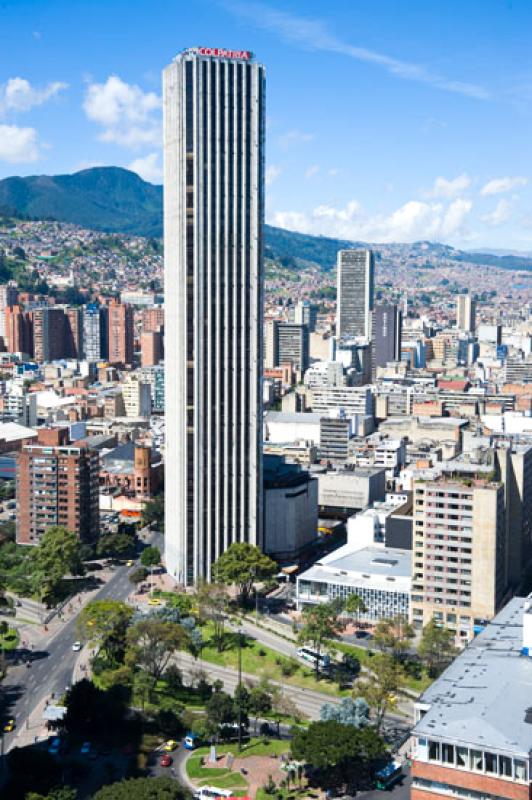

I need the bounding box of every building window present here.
[469,750,483,772]
[499,755,512,777]
[514,760,527,781]
[442,743,454,764]
[428,740,440,761]
[484,752,497,773]
[456,746,467,768]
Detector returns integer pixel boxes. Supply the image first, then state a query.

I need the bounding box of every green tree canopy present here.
[142,494,165,533]
[344,593,368,620]
[297,600,344,678]
[196,581,229,652]
[77,599,133,665]
[291,720,385,771]
[126,618,188,679]
[93,776,191,800]
[356,652,406,731]
[140,545,161,568]
[63,678,129,737]
[211,543,277,602]
[373,615,415,660]
[418,618,458,677]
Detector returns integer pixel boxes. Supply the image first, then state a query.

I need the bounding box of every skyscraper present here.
[336,249,374,340]
[372,303,402,372]
[108,300,134,365]
[163,47,265,584]
[457,294,476,333]
[0,283,18,345]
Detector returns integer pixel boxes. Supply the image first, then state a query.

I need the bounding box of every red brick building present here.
[16,427,100,545]
[108,301,134,366]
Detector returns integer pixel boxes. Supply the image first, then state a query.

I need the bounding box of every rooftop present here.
[413,597,532,758]
[298,545,411,588]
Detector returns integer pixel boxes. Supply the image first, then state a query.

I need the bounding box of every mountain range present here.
[1,166,531,273]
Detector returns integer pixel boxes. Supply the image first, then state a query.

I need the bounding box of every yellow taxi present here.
[4,719,15,732]
[148,598,162,606]
[126,560,134,567]
[162,740,178,752]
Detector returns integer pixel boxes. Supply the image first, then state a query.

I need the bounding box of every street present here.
[1,529,163,753]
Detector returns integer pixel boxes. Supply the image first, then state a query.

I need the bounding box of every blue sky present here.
[1,0,531,249]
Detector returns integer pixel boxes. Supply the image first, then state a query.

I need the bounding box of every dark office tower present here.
[265,321,309,374]
[294,300,318,333]
[372,304,402,371]
[65,308,84,359]
[163,47,265,584]
[32,307,67,362]
[108,300,134,366]
[337,249,374,340]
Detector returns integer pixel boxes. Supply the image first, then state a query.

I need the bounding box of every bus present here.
[296,646,330,672]
[375,760,403,790]
[194,789,250,800]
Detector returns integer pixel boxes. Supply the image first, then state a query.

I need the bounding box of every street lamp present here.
[236,623,243,753]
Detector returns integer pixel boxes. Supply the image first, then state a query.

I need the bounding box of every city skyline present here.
[0,0,532,250]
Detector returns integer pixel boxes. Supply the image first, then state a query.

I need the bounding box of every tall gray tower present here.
[163,47,265,585]
[336,249,374,340]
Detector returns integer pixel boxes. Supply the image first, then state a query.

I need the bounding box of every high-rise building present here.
[337,249,374,340]
[83,304,108,362]
[108,301,134,365]
[372,304,402,371]
[140,329,163,367]
[5,305,32,355]
[122,374,152,418]
[456,294,476,333]
[141,306,165,333]
[0,283,18,345]
[294,300,318,333]
[17,427,99,545]
[265,321,309,374]
[31,307,67,362]
[65,308,84,359]
[163,47,265,584]
[411,478,507,641]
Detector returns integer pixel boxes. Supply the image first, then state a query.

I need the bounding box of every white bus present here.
[296,646,331,672]
[194,789,234,800]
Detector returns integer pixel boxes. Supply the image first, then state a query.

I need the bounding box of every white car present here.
[72,641,82,652]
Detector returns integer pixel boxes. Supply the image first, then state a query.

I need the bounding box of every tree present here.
[77,599,133,665]
[142,494,165,533]
[320,696,370,728]
[356,652,406,731]
[126,618,187,680]
[97,532,135,558]
[196,581,229,652]
[418,618,458,677]
[133,670,156,710]
[205,689,237,728]
[212,542,277,603]
[140,545,161,568]
[291,720,385,771]
[373,615,415,661]
[26,789,77,800]
[31,526,85,603]
[6,747,61,798]
[297,600,344,679]
[249,685,273,732]
[64,678,129,737]
[129,567,149,585]
[344,593,368,624]
[93,776,191,800]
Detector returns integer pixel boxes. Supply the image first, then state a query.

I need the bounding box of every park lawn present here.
[331,640,433,694]
[192,737,290,761]
[0,627,19,650]
[198,773,248,789]
[198,625,349,698]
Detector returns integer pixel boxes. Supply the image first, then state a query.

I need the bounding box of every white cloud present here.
[305,164,319,179]
[225,2,489,99]
[265,164,282,186]
[427,174,471,199]
[0,77,67,115]
[83,75,161,149]
[0,124,40,163]
[481,198,512,226]
[480,176,528,196]
[328,168,340,177]
[277,129,314,149]
[270,196,472,243]
[128,152,162,183]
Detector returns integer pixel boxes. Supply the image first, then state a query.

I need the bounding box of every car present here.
[3,718,15,733]
[354,630,372,639]
[72,641,82,652]
[162,739,178,752]
[160,754,173,767]
[148,598,162,606]
[126,559,134,567]
[48,737,61,755]
[80,741,91,755]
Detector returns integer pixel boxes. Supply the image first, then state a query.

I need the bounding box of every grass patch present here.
[0,627,19,651]
[186,757,229,779]
[198,773,248,789]
[198,625,348,698]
